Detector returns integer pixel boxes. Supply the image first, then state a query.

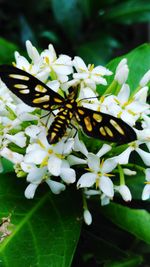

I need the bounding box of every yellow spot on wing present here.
[54,97,63,103]
[93,113,102,122]
[66,103,72,109]
[35,85,47,93]
[19,89,30,94]
[99,127,106,136]
[110,119,124,135]
[33,95,50,104]
[14,84,28,89]
[104,126,113,137]
[43,104,49,108]
[84,116,92,132]
[78,109,84,115]
[9,74,29,80]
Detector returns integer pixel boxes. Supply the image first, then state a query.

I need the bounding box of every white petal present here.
[6,132,26,148]
[46,179,66,194]
[142,184,150,200]
[102,158,117,173]
[21,162,34,173]
[73,73,89,79]
[26,40,40,63]
[136,147,150,166]
[60,167,76,183]
[0,147,23,164]
[67,155,86,165]
[92,66,112,76]
[24,183,38,199]
[25,125,41,138]
[24,150,47,164]
[74,134,88,156]
[73,56,87,72]
[115,64,129,84]
[116,185,132,201]
[77,173,96,188]
[87,153,100,172]
[145,168,150,181]
[84,190,100,196]
[99,176,114,198]
[117,84,130,103]
[101,194,110,206]
[96,144,112,157]
[48,155,62,176]
[83,209,92,225]
[46,80,60,92]
[134,86,148,102]
[123,168,136,175]
[140,70,150,87]
[114,147,133,165]
[27,167,46,183]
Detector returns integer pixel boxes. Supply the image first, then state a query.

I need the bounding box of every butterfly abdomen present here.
[47,105,74,144]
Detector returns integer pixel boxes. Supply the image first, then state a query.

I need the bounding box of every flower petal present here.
[48,155,62,176]
[77,173,96,188]
[99,176,114,198]
[46,179,66,194]
[24,183,38,199]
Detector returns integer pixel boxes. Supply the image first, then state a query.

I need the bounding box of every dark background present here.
[1,0,150,65]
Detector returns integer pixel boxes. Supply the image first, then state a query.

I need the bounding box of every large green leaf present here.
[0,173,82,267]
[101,203,150,244]
[106,43,150,91]
[0,38,18,64]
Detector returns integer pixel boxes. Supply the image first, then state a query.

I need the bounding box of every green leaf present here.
[51,0,82,40]
[0,173,82,266]
[0,38,18,64]
[105,255,143,267]
[103,0,150,24]
[106,43,150,91]
[101,203,150,244]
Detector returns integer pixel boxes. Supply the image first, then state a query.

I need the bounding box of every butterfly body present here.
[0,65,137,144]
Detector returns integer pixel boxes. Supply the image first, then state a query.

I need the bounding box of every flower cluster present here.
[0,41,150,225]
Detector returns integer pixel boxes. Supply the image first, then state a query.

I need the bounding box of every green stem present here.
[118,164,125,185]
[104,80,118,95]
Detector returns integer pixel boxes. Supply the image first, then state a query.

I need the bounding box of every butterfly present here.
[0,65,137,144]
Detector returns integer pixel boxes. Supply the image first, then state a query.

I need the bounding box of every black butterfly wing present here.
[0,65,64,110]
[75,106,137,144]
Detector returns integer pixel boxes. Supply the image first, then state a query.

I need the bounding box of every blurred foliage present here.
[0,0,150,64]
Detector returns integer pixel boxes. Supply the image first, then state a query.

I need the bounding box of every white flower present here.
[23,129,76,184]
[102,84,149,125]
[5,132,26,148]
[41,44,73,82]
[139,70,150,87]
[22,162,66,198]
[142,169,150,200]
[77,153,117,198]
[115,141,150,166]
[83,209,92,225]
[114,58,129,84]
[72,56,112,90]
[0,147,23,164]
[115,185,132,201]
